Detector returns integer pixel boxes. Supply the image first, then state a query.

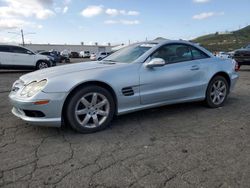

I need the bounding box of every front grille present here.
[122,87,134,96]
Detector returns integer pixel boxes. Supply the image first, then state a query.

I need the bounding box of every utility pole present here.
[8,29,35,46]
[21,29,24,46]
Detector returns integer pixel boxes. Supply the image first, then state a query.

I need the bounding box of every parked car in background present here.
[38,51,61,64]
[90,52,111,61]
[60,50,70,63]
[233,44,250,68]
[70,52,80,58]
[216,52,231,59]
[9,40,239,133]
[90,53,97,61]
[0,45,53,70]
[79,51,90,58]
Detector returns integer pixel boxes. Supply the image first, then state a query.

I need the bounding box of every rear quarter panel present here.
[199,57,237,95]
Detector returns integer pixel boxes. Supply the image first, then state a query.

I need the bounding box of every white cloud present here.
[119,10,126,15]
[0,18,31,30]
[105,9,140,16]
[36,9,55,19]
[192,12,224,20]
[121,20,140,25]
[37,24,43,29]
[126,11,140,16]
[104,20,118,24]
[104,19,140,25]
[193,0,211,3]
[63,6,68,14]
[54,7,61,13]
[81,5,103,18]
[0,0,55,20]
[106,9,119,16]
[0,35,18,44]
[54,6,68,14]
[81,6,140,17]
[0,18,45,30]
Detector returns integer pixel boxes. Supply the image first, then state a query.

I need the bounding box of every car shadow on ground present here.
[60,97,239,135]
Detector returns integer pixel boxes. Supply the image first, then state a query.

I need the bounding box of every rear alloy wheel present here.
[37,61,49,70]
[206,76,229,108]
[66,86,115,133]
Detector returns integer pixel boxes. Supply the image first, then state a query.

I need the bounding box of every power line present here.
[8,29,36,46]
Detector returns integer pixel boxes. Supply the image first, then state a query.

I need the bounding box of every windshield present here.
[103,44,155,63]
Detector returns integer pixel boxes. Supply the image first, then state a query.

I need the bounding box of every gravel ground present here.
[0,66,249,188]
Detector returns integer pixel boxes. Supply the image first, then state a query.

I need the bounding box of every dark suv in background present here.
[233,44,250,68]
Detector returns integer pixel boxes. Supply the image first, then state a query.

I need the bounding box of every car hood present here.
[20,61,117,84]
[36,54,50,60]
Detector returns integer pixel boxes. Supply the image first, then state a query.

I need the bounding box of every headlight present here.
[20,80,47,97]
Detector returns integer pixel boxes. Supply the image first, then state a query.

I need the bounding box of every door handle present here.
[190,65,200,71]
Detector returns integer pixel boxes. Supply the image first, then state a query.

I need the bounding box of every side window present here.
[190,47,209,60]
[151,44,193,64]
[0,46,10,52]
[11,46,30,54]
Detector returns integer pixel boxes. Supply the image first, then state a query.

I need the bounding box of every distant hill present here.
[192,25,250,52]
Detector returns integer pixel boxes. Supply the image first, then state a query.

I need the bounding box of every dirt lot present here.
[0,65,250,188]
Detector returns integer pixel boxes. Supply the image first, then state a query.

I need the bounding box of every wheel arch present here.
[208,71,231,90]
[62,81,118,123]
[36,59,50,68]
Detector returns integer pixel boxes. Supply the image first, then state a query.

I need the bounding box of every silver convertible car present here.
[9,40,239,133]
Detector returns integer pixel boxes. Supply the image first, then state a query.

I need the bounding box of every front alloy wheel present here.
[66,86,115,133]
[75,92,110,128]
[206,76,229,108]
[37,61,49,69]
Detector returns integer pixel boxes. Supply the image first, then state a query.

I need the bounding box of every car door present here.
[0,45,13,66]
[139,44,205,105]
[10,46,35,66]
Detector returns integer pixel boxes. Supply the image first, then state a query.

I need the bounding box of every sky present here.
[0,0,250,45]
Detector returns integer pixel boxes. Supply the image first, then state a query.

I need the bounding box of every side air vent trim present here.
[122,87,134,96]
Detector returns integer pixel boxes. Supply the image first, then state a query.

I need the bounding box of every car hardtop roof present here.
[137,39,198,46]
[0,44,35,52]
[133,39,213,63]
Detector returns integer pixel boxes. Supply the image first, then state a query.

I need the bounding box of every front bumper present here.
[230,72,239,92]
[9,91,67,127]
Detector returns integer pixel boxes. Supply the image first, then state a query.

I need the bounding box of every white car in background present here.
[79,51,90,58]
[216,52,231,59]
[60,50,71,58]
[0,44,52,70]
[90,52,111,61]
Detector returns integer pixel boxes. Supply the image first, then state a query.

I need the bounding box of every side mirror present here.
[146,58,166,68]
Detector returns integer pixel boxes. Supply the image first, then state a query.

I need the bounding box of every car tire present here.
[36,61,49,70]
[205,76,229,108]
[66,85,115,133]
